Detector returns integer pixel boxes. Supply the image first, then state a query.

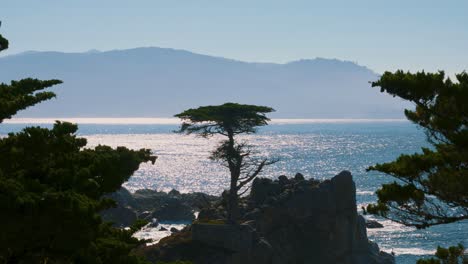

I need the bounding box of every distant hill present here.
[0,48,407,118]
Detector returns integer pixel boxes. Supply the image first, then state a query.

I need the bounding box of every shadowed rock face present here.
[100,187,219,226]
[116,171,395,264]
[145,171,394,264]
[243,171,393,264]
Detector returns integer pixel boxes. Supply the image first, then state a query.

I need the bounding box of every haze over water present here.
[1,118,467,264]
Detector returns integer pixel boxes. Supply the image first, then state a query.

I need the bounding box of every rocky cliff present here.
[138,171,394,264]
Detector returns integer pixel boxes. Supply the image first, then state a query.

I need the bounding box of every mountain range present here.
[0,48,408,118]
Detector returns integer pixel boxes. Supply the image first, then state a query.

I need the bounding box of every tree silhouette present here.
[175,102,276,223]
[367,70,468,229]
[416,244,467,264]
[0,29,157,263]
[0,31,8,51]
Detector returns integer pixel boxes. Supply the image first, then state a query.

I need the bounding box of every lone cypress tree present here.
[0,29,156,263]
[367,70,468,229]
[175,102,276,223]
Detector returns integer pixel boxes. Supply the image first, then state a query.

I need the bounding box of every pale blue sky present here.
[1,0,467,74]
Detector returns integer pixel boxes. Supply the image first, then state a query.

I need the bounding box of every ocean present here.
[2,119,467,263]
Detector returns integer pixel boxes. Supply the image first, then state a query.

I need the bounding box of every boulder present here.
[103,187,138,208]
[192,223,255,252]
[250,178,281,205]
[100,206,137,228]
[133,188,219,214]
[294,173,305,181]
[197,207,223,221]
[277,175,289,185]
[138,210,153,220]
[168,189,181,196]
[149,218,159,227]
[152,199,194,222]
[366,219,384,229]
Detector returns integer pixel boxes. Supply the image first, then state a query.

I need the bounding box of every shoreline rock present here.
[100,187,220,227]
[136,171,395,264]
[366,219,384,229]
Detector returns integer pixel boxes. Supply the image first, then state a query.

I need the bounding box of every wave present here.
[381,247,435,256]
[356,190,374,195]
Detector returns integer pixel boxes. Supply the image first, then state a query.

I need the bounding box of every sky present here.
[1,0,467,75]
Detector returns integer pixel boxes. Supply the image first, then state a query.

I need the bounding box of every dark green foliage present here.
[175,103,276,223]
[175,102,274,137]
[0,123,156,264]
[0,31,157,263]
[0,78,62,123]
[0,33,8,52]
[367,70,468,228]
[417,244,467,264]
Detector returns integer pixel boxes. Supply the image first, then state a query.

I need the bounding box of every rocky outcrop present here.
[151,200,195,222]
[100,187,138,227]
[244,171,393,264]
[192,223,255,252]
[132,189,218,213]
[141,171,394,264]
[366,219,384,229]
[100,187,219,227]
[100,206,137,228]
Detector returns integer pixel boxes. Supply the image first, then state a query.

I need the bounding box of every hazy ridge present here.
[0,48,407,118]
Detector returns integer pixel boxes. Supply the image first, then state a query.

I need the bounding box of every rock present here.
[152,199,194,222]
[277,175,289,185]
[248,171,394,264]
[331,170,356,211]
[251,238,274,263]
[192,223,255,252]
[294,173,305,181]
[198,207,222,221]
[244,208,261,221]
[366,219,384,229]
[137,171,395,264]
[100,187,139,227]
[168,189,181,196]
[103,187,138,209]
[138,210,153,220]
[100,206,137,228]
[159,226,167,231]
[149,218,159,227]
[132,188,219,215]
[170,227,179,233]
[250,178,281,205]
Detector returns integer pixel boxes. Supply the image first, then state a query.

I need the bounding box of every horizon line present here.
[4,117,407,125]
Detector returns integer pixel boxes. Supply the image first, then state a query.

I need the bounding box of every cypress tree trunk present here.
[227,172,239,224]
[226,131,239,224]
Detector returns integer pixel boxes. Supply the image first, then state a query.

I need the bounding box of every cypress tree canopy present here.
[175,102,274,137]
[367,70,468,229]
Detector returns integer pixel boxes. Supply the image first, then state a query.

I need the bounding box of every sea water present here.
[2,119,467,263]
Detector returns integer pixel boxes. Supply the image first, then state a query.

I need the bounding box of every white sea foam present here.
[382,247,435,256]
[133,223,187,245]
[356,190,374,195]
